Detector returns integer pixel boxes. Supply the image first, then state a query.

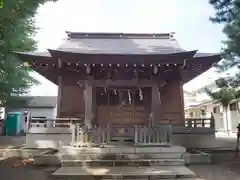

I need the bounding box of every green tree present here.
[209,0,240,71]
[0,0,56,107]
[206,78,240,134]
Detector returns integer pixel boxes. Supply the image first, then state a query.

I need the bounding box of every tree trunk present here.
[225,106,230,136]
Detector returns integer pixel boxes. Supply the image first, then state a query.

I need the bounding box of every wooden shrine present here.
[17,32,221,143]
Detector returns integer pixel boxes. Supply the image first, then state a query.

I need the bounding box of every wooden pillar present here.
[57,58,62,118]
[84,79,93,128]
[92,86,96,125]
[179,68,185,124]
[179,81,185,123]
[151,85,159,126]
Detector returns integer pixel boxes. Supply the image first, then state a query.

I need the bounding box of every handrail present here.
[185,115,214,128]
[29,117,83,128]
[28,116,214,147]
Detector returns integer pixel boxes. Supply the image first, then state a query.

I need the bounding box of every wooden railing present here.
[70,124,110,147]
[28,116,215,147]
[29,118,82,128]
[70,123,173,147]
[134,124,172,145]
[185,116,215,128]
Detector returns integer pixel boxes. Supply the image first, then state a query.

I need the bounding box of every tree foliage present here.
[210,0,240,71]
[206,78,240,108]
[205,77,240,133]
[0,0,57,107]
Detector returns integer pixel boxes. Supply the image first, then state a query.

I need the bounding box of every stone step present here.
[52,166,196,179]
[61,159,185,166]
[61,152,184,161]
[100,179,199,180]
[100,179,200,180]
[61,145,186,154]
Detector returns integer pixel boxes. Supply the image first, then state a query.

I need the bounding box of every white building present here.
[184,67,240,133]
[5,96,57,119]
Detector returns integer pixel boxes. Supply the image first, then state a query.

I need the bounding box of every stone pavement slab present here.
[190,165,240,180]
[0,136,25,148]
[53,165,196,178]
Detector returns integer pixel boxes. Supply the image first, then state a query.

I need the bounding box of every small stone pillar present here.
[71,123,76,145]
[87,126,93,147]
[76,124,80,147]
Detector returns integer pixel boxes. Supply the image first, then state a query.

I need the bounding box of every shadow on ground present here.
[0,158,59,180]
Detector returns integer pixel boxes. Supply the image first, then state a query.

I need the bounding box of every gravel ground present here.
[1,159,240,180]
[0,158,59,180]
[190,164,240,180]
[1,136,240,180]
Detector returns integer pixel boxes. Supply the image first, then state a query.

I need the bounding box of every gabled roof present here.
[15,32,222,85]
[57,32,185,55]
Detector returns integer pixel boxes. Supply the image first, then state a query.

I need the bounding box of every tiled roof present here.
[14,32,222,85]
[57,32,185,54]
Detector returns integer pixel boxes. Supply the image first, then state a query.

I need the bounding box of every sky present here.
[29,0,226,96]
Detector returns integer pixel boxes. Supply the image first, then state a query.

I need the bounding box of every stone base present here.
[26,127,71,149]
[33,145,186,166]
[183,150,211,165]
[26,127,216,149]
[60,145,186,161]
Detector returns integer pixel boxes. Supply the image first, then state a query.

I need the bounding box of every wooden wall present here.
[58,77,85,118]
[159,81,185,124]
[57,77,185,125]
[97,105,149,125]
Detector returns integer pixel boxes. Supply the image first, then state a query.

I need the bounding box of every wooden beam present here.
[88,79,163,87]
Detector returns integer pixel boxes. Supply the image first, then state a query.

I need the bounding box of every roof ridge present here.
[65,31,175,39]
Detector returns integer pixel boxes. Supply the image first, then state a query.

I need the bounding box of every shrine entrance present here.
[96,87,151,141]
